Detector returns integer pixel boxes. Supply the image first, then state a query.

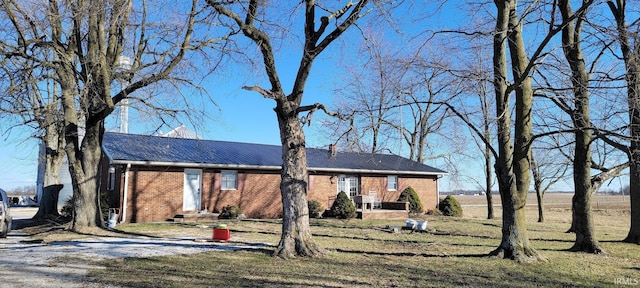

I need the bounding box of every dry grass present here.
[88,198,640,288]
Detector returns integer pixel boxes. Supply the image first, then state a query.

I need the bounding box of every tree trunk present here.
[34,125,65,219]
[607,0,640,245]
[481,64,495,220]
[531,155,544,223]
[34,96,67,219]
[34,185,63,218]
[490,0,543,262]
[484,150,495,219]
[491,182,540,262]
[536,189,544,223]
[273,102,326,258]
[623,47,640,244]
[557,0,603,253]
[625,164,640,243]
[70,121,105,230]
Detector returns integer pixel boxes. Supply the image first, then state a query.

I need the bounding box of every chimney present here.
[328,144,337,158]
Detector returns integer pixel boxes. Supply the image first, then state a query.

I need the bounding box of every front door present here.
[183,169,202,211]
[338,175,359,200]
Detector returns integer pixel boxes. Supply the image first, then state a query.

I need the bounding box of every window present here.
[221,170,238,190]
[387,175,398,191]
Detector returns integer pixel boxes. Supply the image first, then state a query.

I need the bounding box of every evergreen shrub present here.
[438,195,463,217]
[308,200,324,218]
[398,186,424,214]
[329,191,357,219]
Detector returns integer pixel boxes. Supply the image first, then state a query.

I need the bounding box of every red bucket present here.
[213,225,230,242]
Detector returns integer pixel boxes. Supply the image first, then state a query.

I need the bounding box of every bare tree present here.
[0,0,216,231]
[454,36,496,219]
[324,35,400,153]
[206,0,386,258]
[490,0,541,262]
[606,0,640,244]
[325,34,456,166]
[395,58,455,164]
[556,0,605,253]
[0,50,66,218]
[531,145,569,223]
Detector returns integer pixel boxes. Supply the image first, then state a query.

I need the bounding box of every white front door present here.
[183,169,202,211]
[338,175,359,199]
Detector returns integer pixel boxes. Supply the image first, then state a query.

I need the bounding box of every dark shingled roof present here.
[103,132,447,176]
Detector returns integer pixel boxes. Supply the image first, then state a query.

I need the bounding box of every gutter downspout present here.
[436,175,443,209]
[121,163,131,223]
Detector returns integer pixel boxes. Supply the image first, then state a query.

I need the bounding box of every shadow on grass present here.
[13,217,68,230]
[333,247,488,258]
[480,222,501,228]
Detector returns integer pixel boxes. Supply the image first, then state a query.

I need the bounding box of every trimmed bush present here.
[329,191,357,219]
[398,186,424,214]
[219,205,242,219]
[308,200,324,219]
[439,195,463,217]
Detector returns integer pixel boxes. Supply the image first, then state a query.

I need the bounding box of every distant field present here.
[455,193,629,209]
[455,193,631,224]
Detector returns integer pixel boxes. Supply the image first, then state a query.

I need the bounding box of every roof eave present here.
[109,160,448,176]
[308,167,448,177]
[110,160,282,171]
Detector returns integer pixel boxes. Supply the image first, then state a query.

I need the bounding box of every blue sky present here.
[0,3,451,192]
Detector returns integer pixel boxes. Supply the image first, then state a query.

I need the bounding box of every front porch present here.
[356,201,410,220]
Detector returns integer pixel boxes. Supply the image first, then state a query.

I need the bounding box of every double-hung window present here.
[221,170,238,190]
[387,175,398,191]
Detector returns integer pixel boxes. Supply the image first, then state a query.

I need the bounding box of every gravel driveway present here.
[0,209,260,287]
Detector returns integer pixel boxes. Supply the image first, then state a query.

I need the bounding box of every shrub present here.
[308,200,324,219]
[219,205,242,219]
[61,193,111,223]
[397,186,424,214]
[439,195,463,217]
[329,191,357,219]
[60,197,73,218]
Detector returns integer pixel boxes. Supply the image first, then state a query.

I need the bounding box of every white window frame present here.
[221,170,238,190]
[387,175,398,191]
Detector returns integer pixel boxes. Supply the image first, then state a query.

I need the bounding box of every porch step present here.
[173,213,219,223]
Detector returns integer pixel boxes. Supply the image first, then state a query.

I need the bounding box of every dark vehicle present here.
[0,188,12,238]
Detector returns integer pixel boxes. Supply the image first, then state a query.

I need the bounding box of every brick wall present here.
[308,174,439,212]
[117,166,440,223]
[399,176,439,211]
[123,167,184,223]
[202,171,282,218]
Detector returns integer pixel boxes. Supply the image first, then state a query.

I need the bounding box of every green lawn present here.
[89,207,640,287]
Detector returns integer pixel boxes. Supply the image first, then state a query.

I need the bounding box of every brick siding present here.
[113,166,440,223]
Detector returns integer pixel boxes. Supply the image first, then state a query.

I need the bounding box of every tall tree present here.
[206,0,382,258]
[557,0,606,253]
[490,0,541,262]
[1,0,214,231]
[0,50,66,218]
[606,0,640,244]
[325,35,400,154]
[531,146,568,223]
